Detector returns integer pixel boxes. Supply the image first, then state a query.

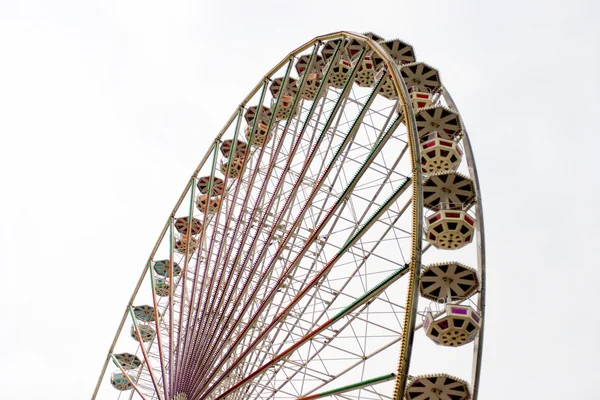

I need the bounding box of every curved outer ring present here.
[91,31,482,400]
[442,89,486,400]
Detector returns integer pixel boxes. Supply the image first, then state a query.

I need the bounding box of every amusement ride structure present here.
[92,31,486,400]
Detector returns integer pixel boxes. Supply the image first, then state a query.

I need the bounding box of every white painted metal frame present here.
[91,31,485,400]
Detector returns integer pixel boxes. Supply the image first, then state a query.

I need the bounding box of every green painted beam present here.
[332,264,409,321]
[299,373,397,399]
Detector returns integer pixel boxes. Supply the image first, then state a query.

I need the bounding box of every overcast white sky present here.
[0,1,599,399]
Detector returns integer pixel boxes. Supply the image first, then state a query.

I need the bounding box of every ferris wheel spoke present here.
[109,354,152,400]
[190,113,338,394]
[142,197,222,399]
[258,334,400,400]
[212,178,411,400]
[177,101,273,384]
[238,79,398,364]
[186,60,328,385]
[185,49,330,388]
[238,264,410,398]
[253,200,416,397]
[195,131,304,367]
[166,217,180,395]
[219,108,409,397]
[295,373,397,400]
[127,306,165,400]
[176,159,226,392]
[189,46,368,396]
[242,177,412,387]
[256,252,408,397]
[171,172,205,392]
[241,68,389,326]
[136,239,183,400]
[182,81,277,378]
[198,102,384,396]
[139,259,171,400]
[200,48,323,333]
[199,155,358,396]
[295,337,403,400]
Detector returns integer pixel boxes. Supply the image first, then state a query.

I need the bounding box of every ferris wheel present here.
[92,31,486,400]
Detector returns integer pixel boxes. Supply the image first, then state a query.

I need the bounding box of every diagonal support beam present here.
[297,373,397,400]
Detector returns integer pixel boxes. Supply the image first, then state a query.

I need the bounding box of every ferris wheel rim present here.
[441,87,486,400]
[92,31,485,400]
